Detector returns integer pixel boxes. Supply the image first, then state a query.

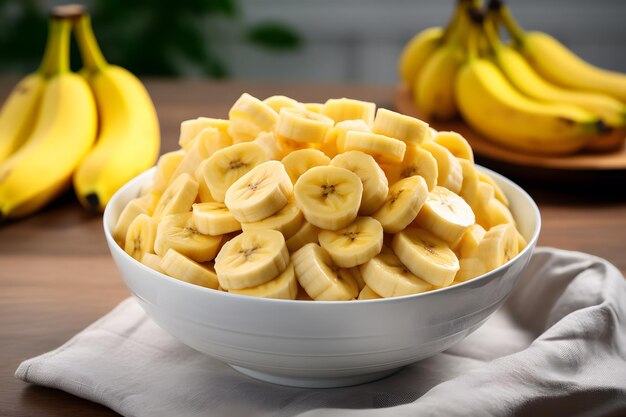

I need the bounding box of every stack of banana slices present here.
[399,0,626,155]
[115,93,526,301]
[0,6,159,220]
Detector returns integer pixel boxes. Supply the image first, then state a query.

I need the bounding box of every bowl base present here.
[230,365,402,388]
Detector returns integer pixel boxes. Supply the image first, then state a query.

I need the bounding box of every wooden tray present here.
[394,85,626,177]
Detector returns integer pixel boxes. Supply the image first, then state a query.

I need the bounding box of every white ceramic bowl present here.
[104,165,540,388]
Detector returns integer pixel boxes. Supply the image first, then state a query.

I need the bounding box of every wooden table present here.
[1,79,625,417]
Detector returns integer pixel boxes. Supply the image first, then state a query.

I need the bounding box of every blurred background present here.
[1,0,625,84]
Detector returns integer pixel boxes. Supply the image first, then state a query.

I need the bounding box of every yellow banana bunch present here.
[454,11,604,155]
[73,14,160,211]
[397,0,625,155]
[0,13,97,220]
[497,1,626,104]
[398,0,476,121]
[113,93,527,301]
[0,6,160,220]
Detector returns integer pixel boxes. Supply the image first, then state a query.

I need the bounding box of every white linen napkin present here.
[16,248,626,417]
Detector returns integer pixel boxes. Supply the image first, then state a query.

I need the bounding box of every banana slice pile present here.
[115,93,527,301]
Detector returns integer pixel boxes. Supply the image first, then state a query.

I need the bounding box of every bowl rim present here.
[104,164,541,306]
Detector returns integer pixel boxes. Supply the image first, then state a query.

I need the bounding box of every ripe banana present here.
[330,150,388,215]
[318,216,383,268]
[360,251,432,298]
[321,119,370,158]
[0,73,45,164]
[275,107,334,149]
[432,131,474,162]
[178,117,230,150]
[372,175,428,233]
[292,243,359,301]
[294,165,363,231]
[224,160,292,223]
[477,223,519,270]
[72,14,160,211]
[498,2,626,103]
[215,229,289,290]
[113,192,157,245]
[228,93,278,143]
[455,55,602,155]
[0,17,97,220]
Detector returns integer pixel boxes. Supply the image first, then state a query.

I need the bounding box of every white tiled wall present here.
[210,0,626,84]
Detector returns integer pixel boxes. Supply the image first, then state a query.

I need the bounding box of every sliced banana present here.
[484,198,516,228]
[194,163,215,203]
[241,200,304,240]
[454,223,487,259]
[381,143,438,191]
[350,265,366,290]
[340,131,406,163]
[263,95,305,113]
[229,262,297,300]
[152,173,199,221]
[360,251,432,297]
[179,117,230,150]
[141,253,165,274]
[160,248,219,289]
[154,212,222,263]
[412,186,475,245]
[473,182,496,229]
[285,221,320,252]
[281,148,331,184]
[372,175,428,233]
[477,170,509,206]
[215,229,289,290]
[357,285,382,300]
[254,131,285,160]
[303,102,323,113]
[458,159,479,208]
[201,141,268,202]
[517,230,527,253]
[321,119,370,158]
[318,216,383,268]
[321,98,376,126]
[152,150,185,194]
[113,194,153,246]
[330,150,388,215]
[391,228,459,287]
[294,165,363,231]
[192,202,241,236]
[228,93,278,142]
[455,257,487,283]
[124,213,158,261]
[275,107,334,146]
[225,160,293,223]
[420,141,463,194]
[372,108,429,144]
[172,127,233,180]
[433,131,474,162]
[477,223,519,271]
[291,243,359,301]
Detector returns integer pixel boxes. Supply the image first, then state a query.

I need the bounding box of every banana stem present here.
[499,5,526,45]
[74,15,108,73]
[38,18,69,76]
[483,15,503,53]
[41,18,72,76]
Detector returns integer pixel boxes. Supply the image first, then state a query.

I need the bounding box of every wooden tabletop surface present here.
[1,79,625,417]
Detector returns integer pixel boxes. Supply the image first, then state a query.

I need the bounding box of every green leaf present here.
[246,22,301,50]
